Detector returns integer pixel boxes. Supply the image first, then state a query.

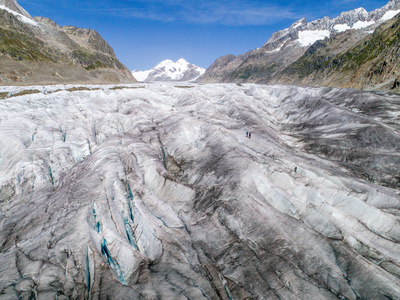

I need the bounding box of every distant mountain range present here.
[198,0,400,92]
[132,59,205,82]
[0,0,135,85]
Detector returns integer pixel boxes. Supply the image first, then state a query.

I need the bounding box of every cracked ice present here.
[0,83,400,299]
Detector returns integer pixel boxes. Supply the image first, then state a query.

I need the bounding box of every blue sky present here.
[19,0,389,71]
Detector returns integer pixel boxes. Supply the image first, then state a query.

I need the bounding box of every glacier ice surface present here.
[0,83,400,299]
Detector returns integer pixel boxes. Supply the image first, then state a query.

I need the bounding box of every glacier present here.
[0,83,400,299]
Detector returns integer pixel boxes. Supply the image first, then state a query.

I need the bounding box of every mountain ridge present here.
[198,0,400,91]
[0,0,136,85]
[272,14,400,91]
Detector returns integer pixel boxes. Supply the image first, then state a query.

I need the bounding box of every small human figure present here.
[294,166,297,173]
[249,132,251,139]
[246,131,248,138]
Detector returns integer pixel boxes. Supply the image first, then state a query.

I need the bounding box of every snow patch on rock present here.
[352,20,376,29]
[333,24,351,32]
[381,9,400,21]
[297,30,331,46]
[0,5,37,26]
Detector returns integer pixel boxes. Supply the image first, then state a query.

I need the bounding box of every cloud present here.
[82,0,299,26]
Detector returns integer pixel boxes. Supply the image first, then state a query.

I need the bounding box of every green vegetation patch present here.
[283,54,336,78]
[229,64,277,81]
[72,50,122,71]
[0,27,54,62]
[338,41,381,71]
[282,39,339,78]
[84,60,108,70]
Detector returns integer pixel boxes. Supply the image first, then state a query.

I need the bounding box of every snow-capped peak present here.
[157,59,175,66]
[290,18,307,30]
[132,59,205,82]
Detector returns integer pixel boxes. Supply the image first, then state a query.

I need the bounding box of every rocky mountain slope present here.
[198,0,400,91]
[132,58,205,82]
[276,13,400,91]
[0,0,136,85]
[0,83,400,298]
